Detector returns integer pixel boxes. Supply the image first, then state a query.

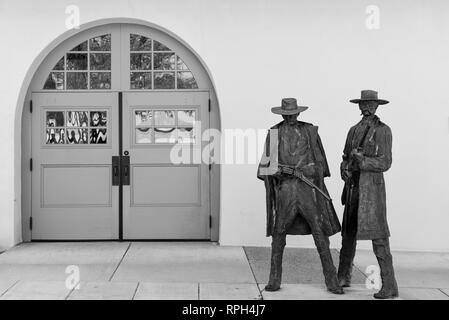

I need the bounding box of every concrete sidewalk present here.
[0,242,447,300]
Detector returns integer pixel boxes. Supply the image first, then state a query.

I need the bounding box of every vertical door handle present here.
[112,156,120,186]
[121,155,130,186]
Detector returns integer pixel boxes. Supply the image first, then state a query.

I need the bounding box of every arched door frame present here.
[16,18,221,243]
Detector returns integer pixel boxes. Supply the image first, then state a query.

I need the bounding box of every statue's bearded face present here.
[359,101,378,116]
[282,113,299,124]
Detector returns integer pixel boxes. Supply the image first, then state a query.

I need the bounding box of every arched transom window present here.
[43,33,198,90]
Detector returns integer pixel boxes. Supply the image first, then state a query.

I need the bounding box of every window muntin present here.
[43,34,112,90]
[45,110,108,145]
[134,109,196,144]
[129,34,198,90]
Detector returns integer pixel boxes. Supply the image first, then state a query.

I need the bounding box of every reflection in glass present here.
[53,57,65,70]
[130,34,151,51]
[154,72,175,89]
[67,128,88,144]
[154,127,176,143]
[177,71,198,89]
[89,34,111,51]
[90,128,107,144]
[135,111,152,125]
[154,53,175,70]
[46,111,65,127]
[90,111,107,127]
[67,111,88,127]
[130,53,151,70]
[153,40,170,51]
[130,72,152,89]
[70,41,87,51]
[154,110,175,125]
[178,110,196,126]
[67,72,88,89]
[136,127,153,143]
[66,53,87,70]
[90,72,111,89]
[46,128,65,144]
[177,127,195,144]
[44,72,64,90]
[90,53,111,70]
[176,56,188,70]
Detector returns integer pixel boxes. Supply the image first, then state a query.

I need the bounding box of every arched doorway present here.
[20,20,220,241]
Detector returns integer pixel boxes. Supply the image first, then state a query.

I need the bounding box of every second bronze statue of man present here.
[257,98,343,294]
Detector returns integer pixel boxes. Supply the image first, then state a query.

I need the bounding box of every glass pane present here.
[90,72,111,89]
[154,72,175,89]
[130,34,151,51]
[90,111,107,127]
[154,110,175,125]
[178,110,196,126]
[70,41,87,51]
[46,111,64,127]
[177,71,198,89]
[46,128,65,144]
[66,111,88,127]
[66,53,87,70]
[90,53,111,70]
[177,127,195,144]
[135,110,152,126]
[176,56,188,70]
[130,53,152,70]
[154,53,175,70]
[67,128,88,144]
[53,57,65,70]
[89,34,111,51]
[136,127,153,144]
[154,127,176,143]
[67,72,87,89]
[130,72,152,89]
[153,40,170,51]
[43,72,64,90]
[90,128,107,144]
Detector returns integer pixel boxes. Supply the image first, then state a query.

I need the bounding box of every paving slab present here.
[0,281,71,300]
[67,282,138,300]
[0,264,117,282]
[398,287,449,300]
[0,279,18,296]
[353,249,449,288]
[0,242,129,265]
[112,242,255,283]
[134,282,198,300]
[440,288,449,297]
[259,284,386,300]
[200,283,262,300]
[245,247,366,285]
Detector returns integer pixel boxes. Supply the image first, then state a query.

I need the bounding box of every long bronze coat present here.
[257,121,341,237]
[341,116,392,240]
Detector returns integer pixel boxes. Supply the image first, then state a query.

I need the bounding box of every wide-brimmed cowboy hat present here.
[271,98,308,115]
[350,90,389,105]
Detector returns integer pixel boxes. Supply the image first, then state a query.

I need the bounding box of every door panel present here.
[122,91,210,239]
[31,92,119,239]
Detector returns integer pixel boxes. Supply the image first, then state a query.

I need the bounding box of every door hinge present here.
[209,216,212,228]
[29,100,33,113]
[29,158,33,171]
[29,217,33,230]
[208,98,211,112]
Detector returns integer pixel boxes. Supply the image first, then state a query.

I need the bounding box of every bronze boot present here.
[314,235,344,295]
[373,239,399,299]
[265,235,285,291]
[337,236,357,287]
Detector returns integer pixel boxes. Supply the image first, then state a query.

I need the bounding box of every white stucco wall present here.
[1,0,448,251]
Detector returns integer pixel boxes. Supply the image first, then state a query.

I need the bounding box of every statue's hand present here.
[350,149,364,163]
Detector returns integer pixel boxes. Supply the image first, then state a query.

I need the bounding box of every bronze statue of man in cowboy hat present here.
[257,98,343,294]
[338,90,399,299]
